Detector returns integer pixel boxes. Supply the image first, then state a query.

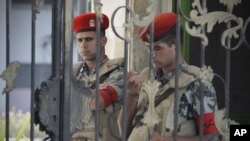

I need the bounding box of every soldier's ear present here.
[101,36,107,46]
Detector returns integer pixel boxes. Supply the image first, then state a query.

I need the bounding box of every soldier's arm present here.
[118,71,141,137]
[193,80,218,135]
[89,81,121,110]
[90,65,124,110]
[152,81,218,141]
[118,94,138,137]
[89,85,108,110]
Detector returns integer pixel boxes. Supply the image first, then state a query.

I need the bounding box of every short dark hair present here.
[158,25,183,47]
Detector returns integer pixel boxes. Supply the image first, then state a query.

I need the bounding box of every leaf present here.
[0,123,5,141]
[15,116,30,141]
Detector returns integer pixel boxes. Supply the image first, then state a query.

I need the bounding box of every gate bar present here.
[51,0,63,77]
[198,1,207,140]
[5,0,11,140]
[60,0,73,140]
[94,4,101,141]
[30,0,37,140]
[173,1,181,140]
[121,1,130,140]
[225,7,232,119]
[149,21,155,79]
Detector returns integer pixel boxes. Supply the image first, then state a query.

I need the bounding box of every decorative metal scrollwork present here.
[33,0,43,19]
[0,61,21,94]
[141,80,161,132]
[94,0,103,21]
[181,0,250,50]
[111,0,158,42]
[35,77,93,137]
[35,77,60,137]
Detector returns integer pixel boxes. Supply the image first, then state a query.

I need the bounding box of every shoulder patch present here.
[99,58,124,76]
[106,57,124,67]
[181,65,214,83]
[181,65,200,78]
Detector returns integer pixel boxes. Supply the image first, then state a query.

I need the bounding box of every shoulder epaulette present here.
[106,57,124,67]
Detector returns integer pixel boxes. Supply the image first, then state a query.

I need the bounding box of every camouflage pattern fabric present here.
[72,56,124,141]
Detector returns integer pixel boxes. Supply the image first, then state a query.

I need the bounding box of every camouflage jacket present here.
[128,64,217,140]
[72,56,124,141]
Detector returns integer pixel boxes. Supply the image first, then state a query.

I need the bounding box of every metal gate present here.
[1,0,250,141]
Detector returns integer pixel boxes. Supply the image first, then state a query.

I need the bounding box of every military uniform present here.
[127,12,218,140]
[72,56,124,141]
[128,64,218,140]
[72,12,123,141]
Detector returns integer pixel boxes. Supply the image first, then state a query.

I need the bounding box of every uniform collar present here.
[155,63,189,86]
[155,69,175,85]
[80,55,109,75]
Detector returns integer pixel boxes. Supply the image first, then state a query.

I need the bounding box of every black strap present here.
[133,88,175,128]
[89,66,121,113]
[155,88,175,107]
[89,66,119,89]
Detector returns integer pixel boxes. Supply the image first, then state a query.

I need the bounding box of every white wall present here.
[100,0,125,59]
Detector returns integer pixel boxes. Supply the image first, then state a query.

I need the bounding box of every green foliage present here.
[0,118,5,141]
[0,107,46,140]
[180,1,191,63]
[15,116,30,141]
[172,0,191,63]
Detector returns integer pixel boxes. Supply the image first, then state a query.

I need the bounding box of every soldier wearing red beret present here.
[118,12,218,141]
[72,12,123,141]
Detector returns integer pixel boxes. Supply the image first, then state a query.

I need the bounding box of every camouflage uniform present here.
[72,56,124,141]
[128,64,218,140]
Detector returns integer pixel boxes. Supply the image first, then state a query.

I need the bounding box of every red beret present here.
[138,12,176,42]
[73,12,109,32]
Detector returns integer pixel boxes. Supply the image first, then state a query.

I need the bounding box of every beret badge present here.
[89,19,95,27]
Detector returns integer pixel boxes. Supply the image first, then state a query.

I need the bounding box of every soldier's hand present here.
[99,82,108,89]
[89,88,105,110]
[127,71,142,97]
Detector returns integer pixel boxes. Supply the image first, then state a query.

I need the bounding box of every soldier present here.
[119,12,218,141]
[72,12,123,141]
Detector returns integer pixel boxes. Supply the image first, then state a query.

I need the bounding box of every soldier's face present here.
[76,31,106,61]
[151,41,176,70]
